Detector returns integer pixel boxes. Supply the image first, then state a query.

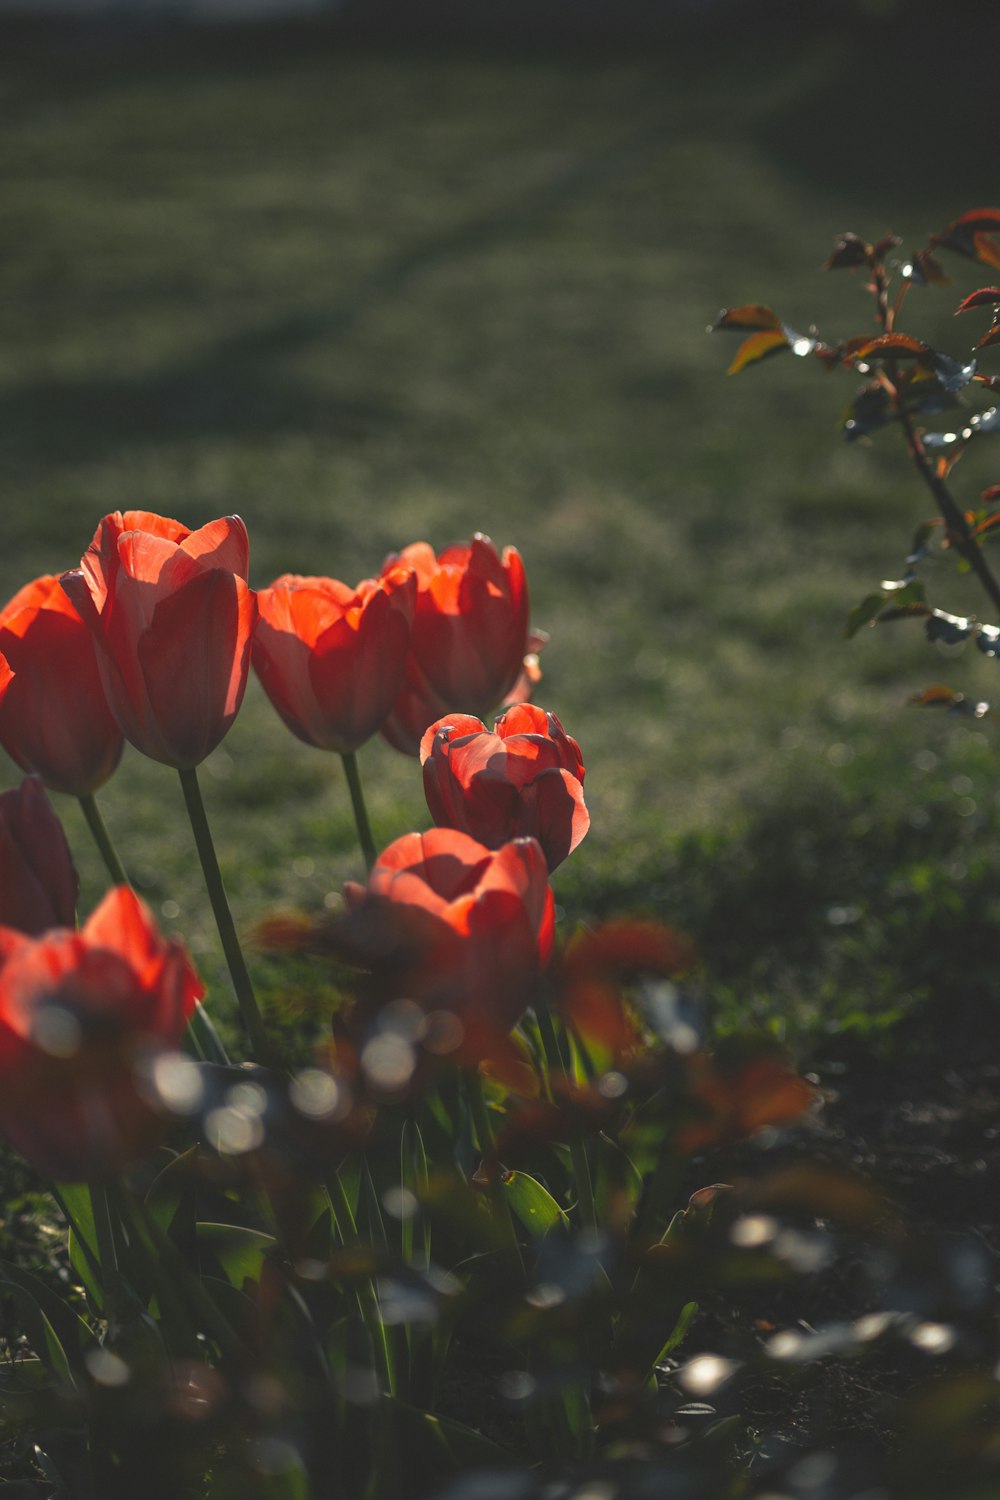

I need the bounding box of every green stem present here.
[177,766,275,1068]
[535,1003,598,1232]
[340,750,377,872]
[77,793,130,887]
[325,1170,395,1396]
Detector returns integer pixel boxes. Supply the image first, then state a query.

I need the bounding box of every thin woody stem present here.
[869,255,1000,619]
[898,408,1000,618]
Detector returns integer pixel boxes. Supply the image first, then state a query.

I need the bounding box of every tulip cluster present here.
[0,505,584,1171]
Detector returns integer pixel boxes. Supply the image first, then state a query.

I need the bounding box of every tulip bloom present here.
[420,704,589,871]
[253,567,416,753]
[0,886,203,1180]
[0,575,124,795]
[0,777,79,935]
[343,828,554,1036]
[380,535,536,755]
[61,511,257,769]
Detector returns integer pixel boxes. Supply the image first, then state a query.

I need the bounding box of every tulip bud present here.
[0,777,79,935]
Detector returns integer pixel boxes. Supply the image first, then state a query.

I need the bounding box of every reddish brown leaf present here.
[904,248,952,286]
[972,510,1000,540]
[910,685,960,707]
[712,303,783,332]
[932,210,1000,270]
[813,343,845,369]
[842,335,879,358]
[954,287,1000,314]
[851,333,932,362]
[678,1055,816,1153]
[823,233,872,271]
[918,249,951,285]
[952,209,1000,232]
[873,233,902,259]
[981,484,1000,508]
[726,328,789,374]
[976,325,1000,351]
[974,374,1000,390]
[557,919,696,1058]
[972,232,1000,272]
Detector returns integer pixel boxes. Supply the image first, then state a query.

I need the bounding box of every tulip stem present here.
[77,793,130,888]
[178,766,276,1069]
[340,751,377,871]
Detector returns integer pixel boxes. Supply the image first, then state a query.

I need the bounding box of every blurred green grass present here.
[2,8,999,1043]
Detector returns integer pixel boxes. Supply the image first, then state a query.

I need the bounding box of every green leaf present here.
[0,1359,75,1431]
[844,593,887,638]
[357,1160,389,1254]
[52,1183,102,1311]
[400,1119,431,1272]
[0,1277,80,1389]
[655,1298,699,1362]
[0,1261,95,1372]
[387,1397,515,1475]
[594,1134,645,1225]
[502,1172,569,1237]
[144,1145,200,1241]
[196,1223,276,1290]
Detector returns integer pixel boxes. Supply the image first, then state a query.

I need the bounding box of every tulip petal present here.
[179,515,250,580]
[136,569,256,767]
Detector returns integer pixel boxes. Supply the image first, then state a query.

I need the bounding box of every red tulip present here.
[253,567,416,753]
[380,535,537,755]
[0,886,203,1180]
[0,777,79,935]
[420,704,589,871]
[343,827,554,1035]
[0,575,124,795]
[61,511,257,769]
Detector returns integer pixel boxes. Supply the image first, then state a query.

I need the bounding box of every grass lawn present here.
[2,3,999,1045]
